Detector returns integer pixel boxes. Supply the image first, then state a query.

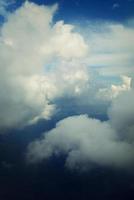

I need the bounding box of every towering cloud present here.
[0,1,89,129]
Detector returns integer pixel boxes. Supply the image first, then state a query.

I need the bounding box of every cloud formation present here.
[98,76,131,100]
[27,86,134,170]
[0,1,134,171]
[0,1,89,129]
[0,0,134,143]
[109,88,134,143]
[84,22,134,76]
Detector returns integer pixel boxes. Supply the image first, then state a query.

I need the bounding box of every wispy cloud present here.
[112,3,120,9]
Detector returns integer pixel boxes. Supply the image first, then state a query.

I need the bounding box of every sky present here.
[1,0,134,22]
[0,0,134,199]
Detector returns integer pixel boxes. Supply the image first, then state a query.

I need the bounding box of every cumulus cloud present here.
[0,0,133,171]
[27,113,134,170]
[0,1,89,129]
[27,85,134,171]
[97,76,131,100]
[0,0,134,140]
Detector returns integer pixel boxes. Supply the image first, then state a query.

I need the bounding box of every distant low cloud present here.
[97,76,131,100]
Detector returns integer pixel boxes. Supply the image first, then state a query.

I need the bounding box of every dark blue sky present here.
[24,0,134,22]
[2,0,134,23]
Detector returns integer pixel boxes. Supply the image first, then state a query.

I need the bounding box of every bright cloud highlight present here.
[0,1,89,129]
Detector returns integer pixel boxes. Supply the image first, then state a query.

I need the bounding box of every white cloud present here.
[97,76,132,100]
[83,22,134,76]
[27,111,134,170]
[42,20,88,59]
[0,1,89,129]
[108,88,134,143]
[0,0,134,133]
[0,1,133,171]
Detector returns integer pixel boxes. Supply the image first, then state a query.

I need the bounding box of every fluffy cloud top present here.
[0,1,89,129]
[27,117,133,170]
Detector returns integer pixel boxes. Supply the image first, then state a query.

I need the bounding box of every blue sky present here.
[51,0,134,22]
[1,0,134,23]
